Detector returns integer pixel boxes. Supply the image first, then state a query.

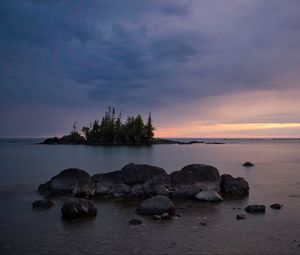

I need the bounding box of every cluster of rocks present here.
[35,163,250,219]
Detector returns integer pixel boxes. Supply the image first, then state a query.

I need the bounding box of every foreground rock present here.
[61,198,97,219]
[221,174,249,195]
[38,168,93,197]
[195,191,223,202]
[92,163,170,197]
[136,195,175,215]
[245,205,265,213]
[32,199,55,209]
[243,161,255,167]
[170,164,221,197]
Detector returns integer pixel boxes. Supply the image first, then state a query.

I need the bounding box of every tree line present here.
[69,107,155,145]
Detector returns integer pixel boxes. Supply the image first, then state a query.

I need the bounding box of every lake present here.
[0,138,299,254]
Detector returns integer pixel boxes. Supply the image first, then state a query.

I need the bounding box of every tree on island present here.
[79,107,155,145]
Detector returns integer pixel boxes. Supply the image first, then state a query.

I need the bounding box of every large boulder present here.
[61,198,97,219]
[170,164,221,197]
[195,191,223,202]
[38,168,93,197]
[115,163,168,185]
[136,195,175,215]
[221,174,249,195]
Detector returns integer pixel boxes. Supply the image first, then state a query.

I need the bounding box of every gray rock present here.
[61,198,97,219]
[245,205,265,213]
[38,168,93,197]
[32,199,54,209]
[221,174,249,195]
[195,191,223,202]
[270,203,282,209]
[153,215,162,220]
[161,212,169,219]
[129,219,142,225]
[154,185,169,196]
[243,161,255,167]
[112,184,131,197]
[136,195,176,215]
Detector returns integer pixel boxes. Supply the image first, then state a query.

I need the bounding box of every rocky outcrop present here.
[221,174,249,195]
[245,205,265,213]
[32,199,55,209]
[170,164,221,197]
[42,135,86,145]
[194,191,223,202]
[38,168,93,197]
[61,198,97,219]
[136,195,175,215]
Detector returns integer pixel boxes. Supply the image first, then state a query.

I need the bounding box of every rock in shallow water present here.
[194,191,223,202]
[236,214,246,220]
[129,219,142,225]
[136,195,175,215]
[32,199,55,209]
[221,174,249,195]
[61,198,97,219]
[270,203,282,209]
[245,205,265,213]
[243,161,255,167]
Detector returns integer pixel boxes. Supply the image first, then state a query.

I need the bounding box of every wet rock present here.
[61,198,97,219]
[38,168,93,197]
[195,190,223,202]
[245,205,265,213]
[270,203,282,209]
[221,174,249,195]
[161,212,169,219]
[243,161,255,167]
[236,214,246,220]
[170,164,221,198]
[136,195,175,215]
[129,219,142,225]
[32,199,55,209]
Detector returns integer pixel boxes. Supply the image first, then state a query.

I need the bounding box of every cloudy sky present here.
[1,0,300,138]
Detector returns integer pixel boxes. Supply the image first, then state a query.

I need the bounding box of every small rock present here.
[236,214,246,220]
[245,205,265,213]
[129,219,142,225]
[176,212,182,217]
[270,203,282,209]
[161,212,169,219]
[195,190,223,202]
[199,222,207,226]
[32,199,55,209]
[153,215,162,220]
[136,195,176,215]
[243,161,255,167]
[61,198,97,219]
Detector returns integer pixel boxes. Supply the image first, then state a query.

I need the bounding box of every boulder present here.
[245,205,265,213]
[195,191,223,202]
[243,161,255,167]
[32,199,55,209]
[169,164,221,197]
[38,168,93,197]
[221,174,249,195]
[115,163,168,185]
[136,195,176,215]
[61,198,97,219]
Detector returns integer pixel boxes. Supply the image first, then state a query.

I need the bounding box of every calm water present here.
[0,138,300,254]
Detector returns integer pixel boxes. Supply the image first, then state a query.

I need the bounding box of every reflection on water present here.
[0,139,299,254]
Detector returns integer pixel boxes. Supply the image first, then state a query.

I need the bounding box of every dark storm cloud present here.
[1,0,300,136]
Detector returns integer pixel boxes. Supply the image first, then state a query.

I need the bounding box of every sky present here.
[0,0,300,138]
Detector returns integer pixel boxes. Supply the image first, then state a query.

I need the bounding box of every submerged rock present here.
[32,199,55,209]
[194,191,223,202]
[61,198,97,219]
[236,214,246,220]
[38,168,93,197]
[243,161,255,167]
[136,195,175,215]
[221,174,249,195]
[245,205,265,213]
[270,203,282,209]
